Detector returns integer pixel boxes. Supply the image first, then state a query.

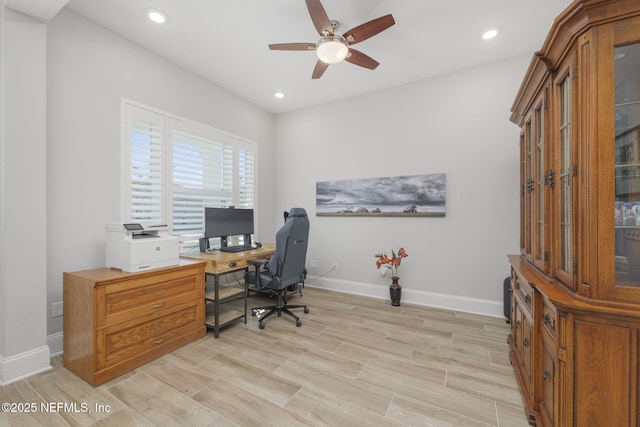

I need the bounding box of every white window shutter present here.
[126,105,165,223]
[124,101,256,253]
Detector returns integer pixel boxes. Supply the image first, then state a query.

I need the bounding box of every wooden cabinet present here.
[509,1,640,425]
[63,260,206,386]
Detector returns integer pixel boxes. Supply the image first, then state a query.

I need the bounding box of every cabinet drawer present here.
[513,274,534,315]
[97,268,201,326]
[98,302,201,369]
[541,299,556,338]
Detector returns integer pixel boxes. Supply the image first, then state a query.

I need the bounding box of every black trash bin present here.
[503,276,511,323]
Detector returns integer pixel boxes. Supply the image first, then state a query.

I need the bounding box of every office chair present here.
[246,207,310,329]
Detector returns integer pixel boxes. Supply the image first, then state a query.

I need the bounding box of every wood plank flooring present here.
[0,287,529,426]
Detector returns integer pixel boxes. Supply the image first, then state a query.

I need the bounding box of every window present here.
[123,101,257,252]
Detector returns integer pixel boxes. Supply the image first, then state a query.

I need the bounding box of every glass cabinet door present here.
[614,42,640,286]
[557,70,574,286]
[534,94,549,273]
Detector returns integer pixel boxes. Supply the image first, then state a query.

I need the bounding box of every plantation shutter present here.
[170,126,235,251]
[237,144,256,208]
[124,100,257,253]
[126,105,165,223]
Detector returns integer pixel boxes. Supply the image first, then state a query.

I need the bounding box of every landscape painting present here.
[316,173,446,216]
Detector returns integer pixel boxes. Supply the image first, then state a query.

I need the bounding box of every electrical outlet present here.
[309,259,318,268]
[52,301,63,317]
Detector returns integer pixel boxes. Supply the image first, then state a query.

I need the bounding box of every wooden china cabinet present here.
[509,1,640,425]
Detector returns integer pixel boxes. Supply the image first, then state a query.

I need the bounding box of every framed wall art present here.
[316,173,446,217]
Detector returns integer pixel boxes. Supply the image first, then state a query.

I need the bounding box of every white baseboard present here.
[0,345,51,386]
[48,332,63,357]
[306,276,504,319]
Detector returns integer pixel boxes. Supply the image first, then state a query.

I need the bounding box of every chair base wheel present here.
[250,294,309,329]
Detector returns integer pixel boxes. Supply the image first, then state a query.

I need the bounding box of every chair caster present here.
[251,310,257,317]
[296,319,302,327]
[304,307,309,313]
[259,322,265,329]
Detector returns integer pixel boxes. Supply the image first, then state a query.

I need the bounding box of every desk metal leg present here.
[214,274,220,338]
[244,267,248,324]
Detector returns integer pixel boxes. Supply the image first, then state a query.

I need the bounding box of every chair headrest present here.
[287,207,307,218]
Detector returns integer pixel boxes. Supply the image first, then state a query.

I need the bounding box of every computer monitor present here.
[204,207,254,249]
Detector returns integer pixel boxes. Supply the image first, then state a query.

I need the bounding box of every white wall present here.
[46,9,276,343]
[274,58,525,316]
[0,8,50,384]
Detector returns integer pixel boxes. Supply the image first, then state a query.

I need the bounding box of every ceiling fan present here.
[269,0,395,79]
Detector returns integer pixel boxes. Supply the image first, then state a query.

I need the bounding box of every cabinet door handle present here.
[523,337,529,347]
[524,294,531,304]
[543,313,551,325]
[151,301,166,309]
[542,369,550,380]
[516,320,521,329]
[516,282,521,290]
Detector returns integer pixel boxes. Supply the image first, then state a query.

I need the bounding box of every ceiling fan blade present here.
[305,0,333,36]
[345,48,379,70]
[343,14,395,45]
[312,60,329,79]
[269,43,316,51]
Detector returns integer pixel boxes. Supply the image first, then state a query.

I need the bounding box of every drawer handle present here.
[229,262,237,267]
[153,289,164,297]
[151,301,166,309]
[523,337,529,347]
[524,294,531,304]
[543,313,551,325]
[542,369,550,380]
[152,337,166,345]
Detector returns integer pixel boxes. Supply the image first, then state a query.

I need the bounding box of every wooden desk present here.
[181,243,275,337]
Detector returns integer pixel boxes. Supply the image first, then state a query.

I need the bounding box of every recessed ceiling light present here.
[275,92,285,99]
[482,28,500,40]
[147,9,167,24]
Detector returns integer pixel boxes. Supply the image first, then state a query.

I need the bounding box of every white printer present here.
[106,223,179,272]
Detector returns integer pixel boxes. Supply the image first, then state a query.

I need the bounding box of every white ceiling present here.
[61,0,573,114]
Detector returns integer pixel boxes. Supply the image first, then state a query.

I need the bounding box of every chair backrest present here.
[267,208,309,284]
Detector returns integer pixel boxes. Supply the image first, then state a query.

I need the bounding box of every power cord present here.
[305,265,337,283]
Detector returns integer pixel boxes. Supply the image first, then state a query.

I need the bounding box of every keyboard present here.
[219,245,252,253]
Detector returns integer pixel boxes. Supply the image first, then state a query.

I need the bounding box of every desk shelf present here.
[180,243,275,338]
[206,286,244,302]
[205,285,247,332]
[205,301,245,330]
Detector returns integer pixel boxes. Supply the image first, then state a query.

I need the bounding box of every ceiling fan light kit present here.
[269,0,395,79]
[316,36,349,64]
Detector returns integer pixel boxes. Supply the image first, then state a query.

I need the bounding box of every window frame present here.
[121,99,258,253]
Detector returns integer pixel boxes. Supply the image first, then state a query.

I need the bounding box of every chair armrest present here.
[248,258,269,266]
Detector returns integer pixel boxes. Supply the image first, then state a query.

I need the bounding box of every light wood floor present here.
[0,287,529,426]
